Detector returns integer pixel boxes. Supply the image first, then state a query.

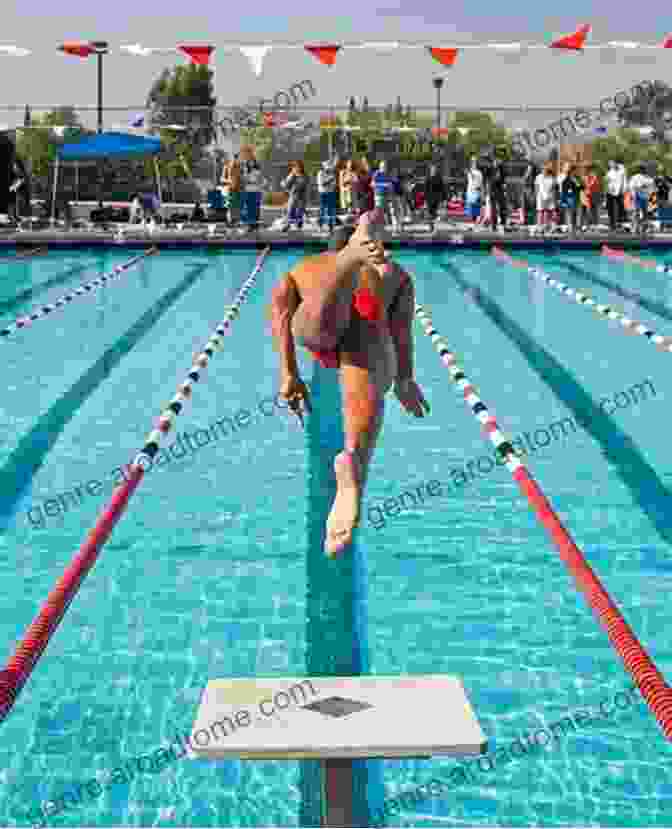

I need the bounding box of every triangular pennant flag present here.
[178,45,215,65]
[662,34,672,48]
[550,23,591,50]
[0,45,31,56]
[305,44,340,66]
[239,46,270,76]
[59,42,95,58]
[427,47,458,67]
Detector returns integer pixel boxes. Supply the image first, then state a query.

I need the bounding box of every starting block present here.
[190,675,487,826]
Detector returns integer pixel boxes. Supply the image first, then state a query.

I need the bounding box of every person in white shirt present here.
[535,161,557,233]
[628,165,655,235]
[465,157,483,222]
[606,161,621,231]
[241,161,265,231]
[317,159,338,233]
[128,193,144,225]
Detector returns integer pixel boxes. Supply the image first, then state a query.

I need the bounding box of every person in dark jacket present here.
[489,154,508,230]
[522,162,539,227]
[424,164,447,232]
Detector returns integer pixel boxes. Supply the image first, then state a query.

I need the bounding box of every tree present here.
[617,81,672,143]
[16,107,88,189]
[146,63,217,147]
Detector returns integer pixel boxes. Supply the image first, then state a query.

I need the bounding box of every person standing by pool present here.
[557,163,583,234]
[424,164,446,233]
[339,159,356,215]
[628,164,655,235]
[535,162,557,235]
[606,160,626,231]
[221,156,242,227]
[465,157,484,223]
[489,153,508,232]
[281,161,308,231]
[371,161,395,228]
[317,159,338,234]
[268,210,429,556]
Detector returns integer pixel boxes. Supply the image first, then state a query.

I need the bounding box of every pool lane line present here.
[0,246,270,726]
[555,257,672,327]
[602,245,672,273]
[414,300,672,742]
[493,246,672,353]
[0,246,48,262]
[0,263,93,315]
[0,248,158,340]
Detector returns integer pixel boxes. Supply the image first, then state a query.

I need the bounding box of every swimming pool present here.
[1,244,671,827]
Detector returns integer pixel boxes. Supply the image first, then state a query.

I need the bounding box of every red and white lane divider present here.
[493,246,672,353]
[0,248,158,340]
[602,244,672,273]
[415,300,672,741]
[0,246,270,725]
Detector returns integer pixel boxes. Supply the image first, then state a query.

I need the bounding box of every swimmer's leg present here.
[325,339,392,557]
[290,254,361,353]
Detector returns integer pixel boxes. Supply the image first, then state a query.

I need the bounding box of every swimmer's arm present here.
[269,275,300,380]
[389,272,416,381]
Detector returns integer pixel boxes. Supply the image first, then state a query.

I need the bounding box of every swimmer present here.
[269,210,429,557]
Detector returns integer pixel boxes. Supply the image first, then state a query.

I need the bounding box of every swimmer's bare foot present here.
[325,449,362,558]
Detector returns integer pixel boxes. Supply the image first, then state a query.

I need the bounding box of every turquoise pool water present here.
[0,245,671,827]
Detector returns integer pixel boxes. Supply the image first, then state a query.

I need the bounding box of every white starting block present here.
[190,675,486,826]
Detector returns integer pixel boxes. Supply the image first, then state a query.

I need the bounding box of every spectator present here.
[371,160,395,228]
[489,153,508,231]
[190,200,206,223]
[129,193,144,224]
[351,159,372,218]
[465,157,484,223]
[389,166,404,233]
[522,161,538,227]
[424,163,446,233]
[606,160,626,232]
[535,162,557,234]
[654,165,671,206]
[618,161,628,226]
[361,158,375,212]
[580,167,601,230]
[241,160,265,231]
[628,164,655,235]
[317,159,338,234]
[281,160,308,231]
[557,163,583,234]
[339,159,356,214]
[221,157,242,226]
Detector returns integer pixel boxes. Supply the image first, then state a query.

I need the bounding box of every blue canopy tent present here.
[52,131,163,221]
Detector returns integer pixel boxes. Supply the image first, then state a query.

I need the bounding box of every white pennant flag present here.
[239,46,271,76]
[0,45,31,56]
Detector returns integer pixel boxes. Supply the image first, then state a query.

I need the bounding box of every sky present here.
[2,1,671,133]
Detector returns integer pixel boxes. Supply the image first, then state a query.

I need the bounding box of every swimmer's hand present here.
[394,378,430,418]
[279,375,312,427]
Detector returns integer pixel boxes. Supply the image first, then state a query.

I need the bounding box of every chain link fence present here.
[0,103,645,205]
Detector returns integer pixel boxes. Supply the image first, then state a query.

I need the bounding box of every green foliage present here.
[16,107,87,181]
[146,63,217,147]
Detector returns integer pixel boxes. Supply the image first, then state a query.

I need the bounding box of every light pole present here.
[432,77,444,133]
[90,41,109,134]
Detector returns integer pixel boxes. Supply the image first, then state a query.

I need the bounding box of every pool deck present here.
[2,222,672,249]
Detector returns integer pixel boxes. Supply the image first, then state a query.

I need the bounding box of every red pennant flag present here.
[550,23,591,50]
[305,44,341,66]
[178,45,215,65]
[427,46,459,67]
[662,33,672,48]
[59,42,95,58]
